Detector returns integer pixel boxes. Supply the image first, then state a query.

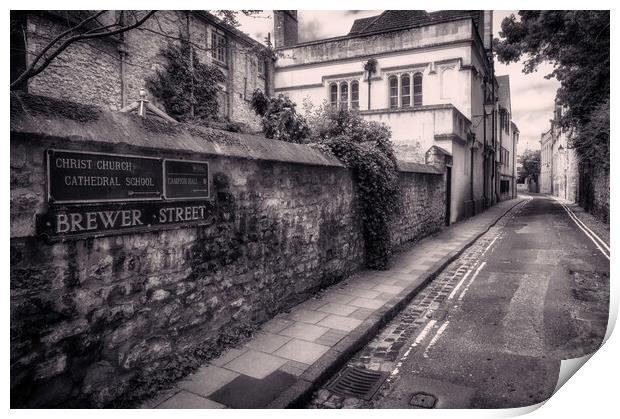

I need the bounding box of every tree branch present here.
[11,10,156,89]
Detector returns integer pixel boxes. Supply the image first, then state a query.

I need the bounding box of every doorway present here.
[445,167,452,226]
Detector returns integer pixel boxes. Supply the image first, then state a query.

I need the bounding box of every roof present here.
[496,75,511,112]
[10,93,343,168]
[348,10,482,36]
[511,121,520,133]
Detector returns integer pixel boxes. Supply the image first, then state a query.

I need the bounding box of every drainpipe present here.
[470,144,475,203]
[491,72,496,205]
[367,76,372,110]
[482,78,487,208]
[118,11,127,108]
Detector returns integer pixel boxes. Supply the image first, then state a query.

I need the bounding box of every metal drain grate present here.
[326,366,388,400]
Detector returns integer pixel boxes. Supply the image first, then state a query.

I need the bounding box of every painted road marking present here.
[457,261,487,302]
[447,269,472,301]
[390,319,437,377]
[422,320,450,358]
[554,198,609,252]
[553,198,609,260]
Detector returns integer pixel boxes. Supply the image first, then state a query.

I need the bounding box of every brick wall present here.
[10,94,445,407]
[23,11,265,129]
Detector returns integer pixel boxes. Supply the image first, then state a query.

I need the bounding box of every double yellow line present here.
[553,196,610,260]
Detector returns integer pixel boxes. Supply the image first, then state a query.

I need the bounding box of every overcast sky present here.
[237,10,560,154]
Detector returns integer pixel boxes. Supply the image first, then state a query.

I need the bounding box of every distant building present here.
[10,11,273,130]
[540,104,579,200]
[540,129,553,194]
[273,10,514,223]
[496,75,518,200]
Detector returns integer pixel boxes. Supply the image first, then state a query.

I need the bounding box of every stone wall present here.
[392,168,446,247]
[23,11,266,130]
[10,94,445,407]
[578,162,609,224]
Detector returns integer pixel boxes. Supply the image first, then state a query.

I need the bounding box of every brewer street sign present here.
[47,149,163,203]
[42,149,215,240]
[38,200,216,241]
[164,159,210,199]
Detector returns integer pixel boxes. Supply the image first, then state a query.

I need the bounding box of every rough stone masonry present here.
[10,94,446,407]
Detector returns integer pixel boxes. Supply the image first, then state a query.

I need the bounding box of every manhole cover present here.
[410,392,437,408]
[326,366,388,400]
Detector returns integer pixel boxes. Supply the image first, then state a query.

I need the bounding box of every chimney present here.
[483,10,493,51]
[274,10,298,48]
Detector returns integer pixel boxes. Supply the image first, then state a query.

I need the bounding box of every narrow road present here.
[309,194,610,409]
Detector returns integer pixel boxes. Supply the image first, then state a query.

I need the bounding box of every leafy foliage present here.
[213,10,261,27]
[251,93,400,268]
[147,40,225,122]
[494,11,610,168]
[250,90,310,143]
[518,149,541,182]
[307,103,399,269]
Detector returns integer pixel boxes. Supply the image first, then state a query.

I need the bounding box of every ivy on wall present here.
[251,91,400,268]
[309,105,400,269]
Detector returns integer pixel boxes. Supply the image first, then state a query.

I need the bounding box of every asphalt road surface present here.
[309,194,610,409]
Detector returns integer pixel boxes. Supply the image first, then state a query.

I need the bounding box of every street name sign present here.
[47,149,163,203]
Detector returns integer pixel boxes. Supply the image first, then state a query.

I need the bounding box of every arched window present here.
[389,76,398,109]
[440,67,456,99]
[340,82,349,110]
[401,74,411,107]
[351,81,359,109]
[329,83,338,108]
[413,72,423,107]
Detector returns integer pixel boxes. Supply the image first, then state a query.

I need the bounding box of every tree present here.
[250,90,310,144]
[10,10,262,89]
[494,11,610,167]
[10,11,156,90]
[146,40,225,122]
[519,149,541,182]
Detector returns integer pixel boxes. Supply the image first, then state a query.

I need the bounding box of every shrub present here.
[147,40,225,122]
[252,94,400,268]
[250,90,310,143]
[308,104,399,269]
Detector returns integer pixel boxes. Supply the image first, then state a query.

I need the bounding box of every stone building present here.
[539,104,579,200]
[10,11,273,131]
[496,75,518,200]
[272,10,513,223]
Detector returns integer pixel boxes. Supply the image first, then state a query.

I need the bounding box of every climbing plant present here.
[251,93,400,268]
[308,103,400,269]
[147,39,225,122]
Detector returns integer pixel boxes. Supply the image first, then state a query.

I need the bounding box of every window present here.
[351,81,359,109]
[440,67,456,99]
[401,74,411,107]
[329,83,338,108]
[501,180,510,194]
[258,57,266,77]
[413,73,423,106]
[389,76,398,109]
[211,31,226,64]
[340,82,348,110]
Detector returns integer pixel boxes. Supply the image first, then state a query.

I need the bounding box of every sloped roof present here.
[348,10,482,36]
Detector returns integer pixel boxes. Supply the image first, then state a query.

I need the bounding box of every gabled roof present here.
[348,10,482,36]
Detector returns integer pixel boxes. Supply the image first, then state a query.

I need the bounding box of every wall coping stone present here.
[10,93,345,169]
[397,161,443,175]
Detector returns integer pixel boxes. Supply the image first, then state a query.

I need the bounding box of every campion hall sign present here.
[38,149,213,240]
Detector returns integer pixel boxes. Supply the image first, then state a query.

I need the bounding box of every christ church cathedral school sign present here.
[39,149,212,240]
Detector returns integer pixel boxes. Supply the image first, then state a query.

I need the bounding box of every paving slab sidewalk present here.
[142,197,527,409]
